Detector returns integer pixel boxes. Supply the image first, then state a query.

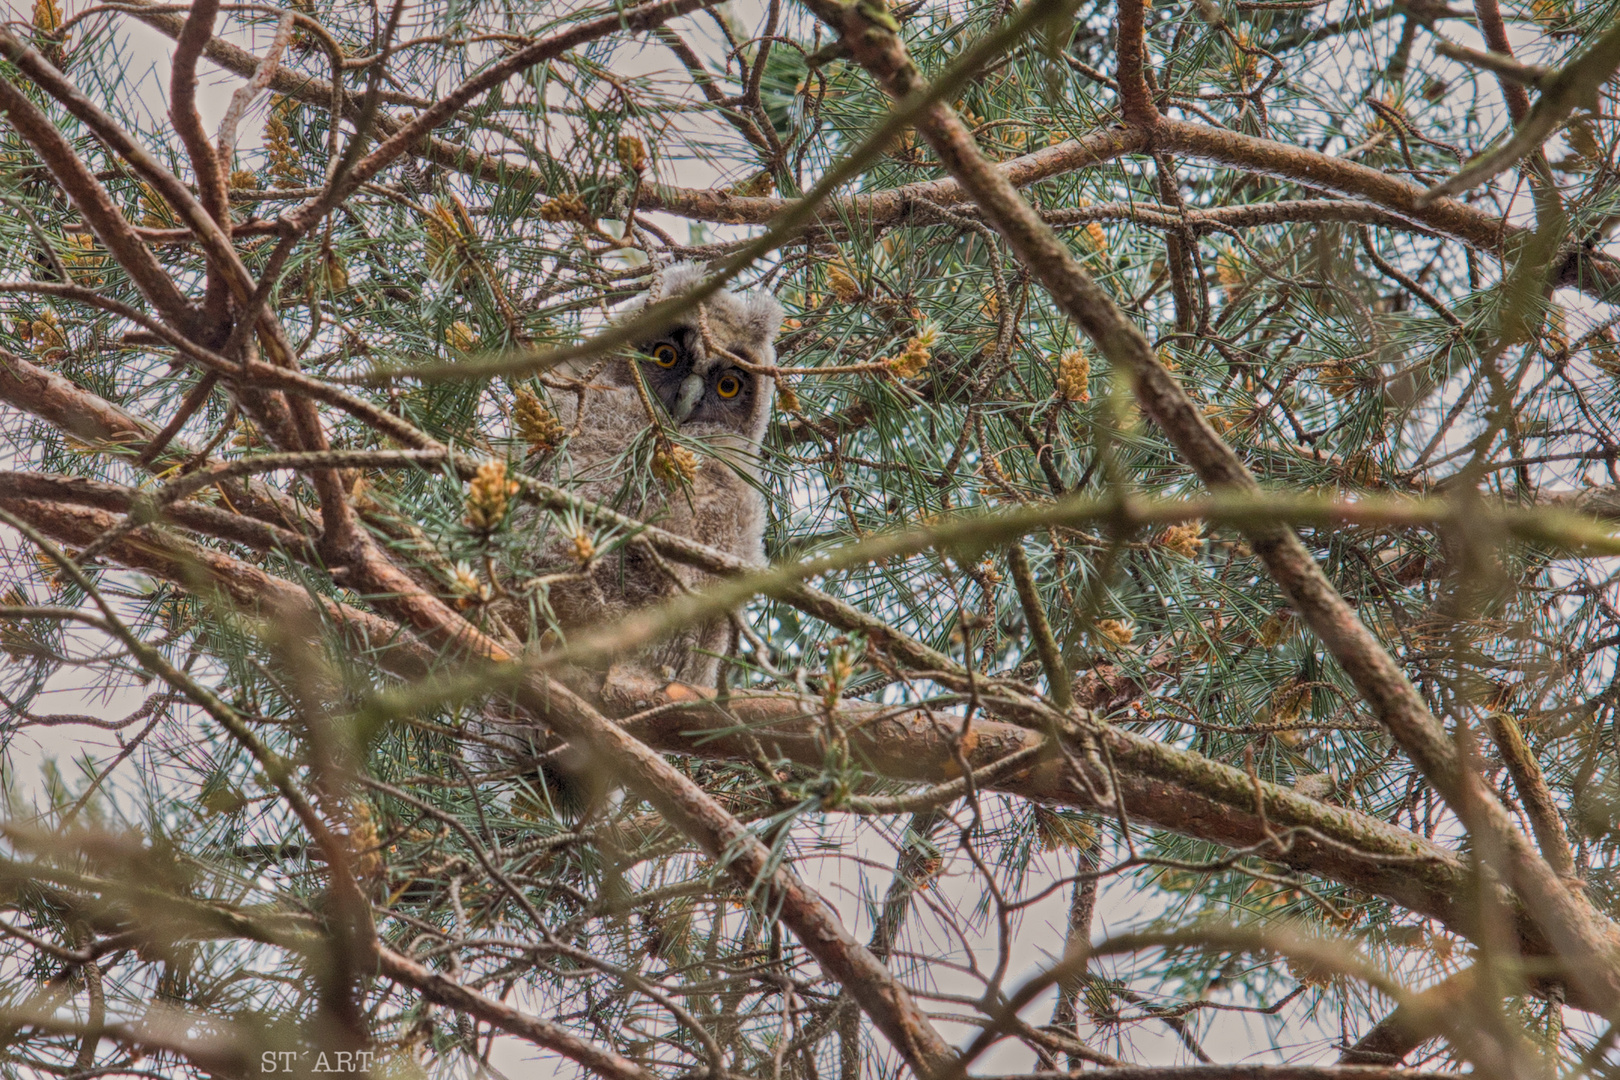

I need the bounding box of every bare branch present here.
[168,0,229,231]
[376,946,660,1080]
[215,10,295,168]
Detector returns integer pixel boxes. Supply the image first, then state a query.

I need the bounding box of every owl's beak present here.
[671,374,704,424]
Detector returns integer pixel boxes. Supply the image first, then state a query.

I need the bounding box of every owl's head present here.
[610,264,784,448]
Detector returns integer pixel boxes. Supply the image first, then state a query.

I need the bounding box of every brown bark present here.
[167,0,232,324]
[1049,844,1099,1067]
[1,21,372,549]
[1114,0,1158,127]
[1153,118,1507,253]
[0,486,1506,972]
[274,0,733,234]
[168,0,229,224]
[0,473,313,559]
[0,347,311,535]
[0,22,345,539]
[1471,0,1532,124]
[1485,712,1575,879]
[113,0,1620,308]
[611,673,1484,938]
[0,27,255,312]
[109,0,1620,299]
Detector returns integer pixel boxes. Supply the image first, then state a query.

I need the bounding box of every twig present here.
[215,10,295,167]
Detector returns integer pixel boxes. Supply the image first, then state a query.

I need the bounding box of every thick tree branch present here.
[106,4,1153,236]
[109,0,1620,306]
[1341,967,1478,1064]
[168,0,231,325]
[1114,0,1158,127]
[1485,711,1575,879]
[0,21,352,547]
[132,196,1440,249]
[0,26,256,317]
[603,673,1496,947]
[0,489,1544,995]
[1472,0,1532,124]
[1154,118,1501,253]
[0,19,350,529]
[0,347,312,535]
[0,472,314,558]
[0,488,957,1070]
[11,479,1616,1023]
[0,74,197,331]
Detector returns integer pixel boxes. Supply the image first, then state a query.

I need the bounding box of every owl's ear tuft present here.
[658,261,708,298]
[738,292,785,343]
[729,289,784,344]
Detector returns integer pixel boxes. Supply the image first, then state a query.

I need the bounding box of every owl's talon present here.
[660,681,713,703]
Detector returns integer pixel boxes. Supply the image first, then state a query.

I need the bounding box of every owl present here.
[511,263,783,690]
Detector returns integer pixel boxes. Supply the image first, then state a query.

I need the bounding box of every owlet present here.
[513,263,783,689]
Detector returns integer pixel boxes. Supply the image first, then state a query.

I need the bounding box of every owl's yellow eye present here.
[650,342,679,368]
[716,373,742,399]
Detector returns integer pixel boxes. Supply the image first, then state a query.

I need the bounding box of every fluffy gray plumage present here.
[516,264,783,687]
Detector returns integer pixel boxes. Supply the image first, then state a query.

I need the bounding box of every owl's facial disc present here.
[633,329,760,435]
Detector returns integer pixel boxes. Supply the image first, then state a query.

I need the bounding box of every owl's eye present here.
[715,373,743,399]
[650,342,679,368]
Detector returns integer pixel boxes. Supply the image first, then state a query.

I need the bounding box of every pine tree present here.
[1,0,1619,1074]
